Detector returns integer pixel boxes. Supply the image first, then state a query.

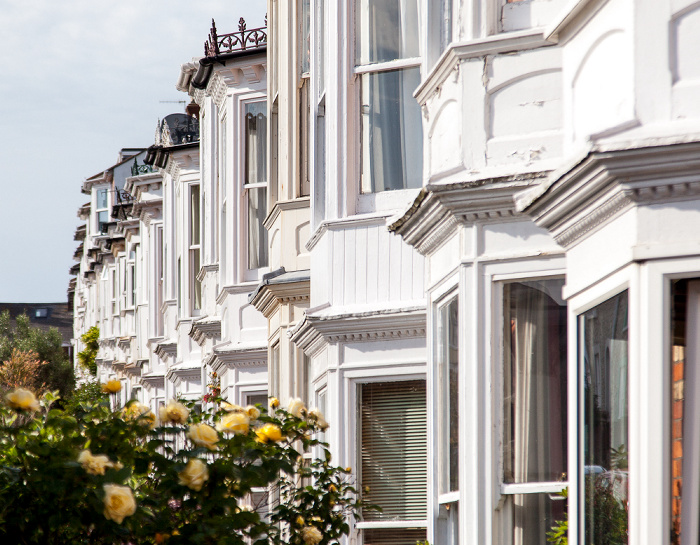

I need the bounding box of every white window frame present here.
[239,95,269,281]
[351,374,429,541]
[493,274,569,543]
[95,186,110,235]
[219,112,229,286]
[353,0,423,202]
[188,183,202,316]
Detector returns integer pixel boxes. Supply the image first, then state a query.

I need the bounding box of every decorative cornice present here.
[519,139,700,249]
[189,317,222,346]
[166,362,202,383]
[210,344,267,372]
[154,340,177,360]
[290,305,426,354]
[390,172,548,256]
[249,281,310,318]
[117,336,133,351]
[140,373,165,388]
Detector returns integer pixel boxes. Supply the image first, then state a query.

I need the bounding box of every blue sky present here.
[0,0,266,302]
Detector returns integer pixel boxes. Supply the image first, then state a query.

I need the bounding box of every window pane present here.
[356,0,419,65]
[301,0,311,73]
[361,68,423,193]
[97,188,108,209]
[670,280,700,545]
[190,185,200,246]
[191,248,201,311]
[97,211,109,233]
[439,298,459,493]
[245,102,267,185]
[360,380,427,521]
[247,187,268,269]
[511,493,567,545]
[503,279,567,484]
[581,291,629,545]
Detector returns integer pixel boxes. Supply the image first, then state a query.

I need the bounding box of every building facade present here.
[71,2,700,544]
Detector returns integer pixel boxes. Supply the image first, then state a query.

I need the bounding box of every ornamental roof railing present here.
[204,17,267,57]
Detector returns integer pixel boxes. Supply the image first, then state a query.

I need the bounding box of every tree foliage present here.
[77,326,100,376]
[0,311,74,398]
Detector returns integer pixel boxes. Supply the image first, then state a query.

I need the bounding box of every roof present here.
[0,302,73,346]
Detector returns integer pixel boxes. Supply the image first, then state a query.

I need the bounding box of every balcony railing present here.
[204,17,267,57]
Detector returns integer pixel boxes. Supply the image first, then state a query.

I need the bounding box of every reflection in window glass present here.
[503,279,567,544]
[504,279,567,484]
[356,0,419,65]
[244,102,268,269]
[580,291,629,545]
[439,298,459,494]
[360,68,423,193]
[670,280,700,545]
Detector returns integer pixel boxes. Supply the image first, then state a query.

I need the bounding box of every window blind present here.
[359,380,427,522]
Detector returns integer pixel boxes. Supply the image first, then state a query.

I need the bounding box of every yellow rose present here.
[302,525,323,545]
[102,483,136,524]
[5,388,39,412]
[245,405,261,420]
[255,423,283,443]
[287,397,306,418]
[221,401,244,413]
[178,458,209,491]
[269,397,279,409]
[187,423,219,450]
[122,403,157,429]
[78,449,118,476]
[159,400,189,425]
[307,408,329,430]
[216,411,250,434]
[101,379,122,394]
[296,516,305,526]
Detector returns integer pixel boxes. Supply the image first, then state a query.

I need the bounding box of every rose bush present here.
[0,387,368,544]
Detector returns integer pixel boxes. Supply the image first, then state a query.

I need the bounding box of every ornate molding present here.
[249,269,311,318]
[189,317,222,346]
[210,344,267,372]
[391,172,547,256]
[154,340,177,360]
[520,139,700,249]
[291,305,426,354]
[140,373,165,388]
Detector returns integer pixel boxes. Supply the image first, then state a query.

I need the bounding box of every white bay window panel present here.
[359,380,427,523]
[579,290,629,545]
[243,101,268,271]
[189,184,201,314]
[501,278,568,545]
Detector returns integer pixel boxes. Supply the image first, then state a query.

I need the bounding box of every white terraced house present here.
[70,2,700,544]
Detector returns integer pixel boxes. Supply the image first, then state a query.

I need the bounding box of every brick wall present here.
[671,344,684,545]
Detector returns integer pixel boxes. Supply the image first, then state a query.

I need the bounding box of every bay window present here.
[243,101,268,271]
[356,0,423,193]
[501,278,567,544]
[579,291,629,544]
[358,380,427,545]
